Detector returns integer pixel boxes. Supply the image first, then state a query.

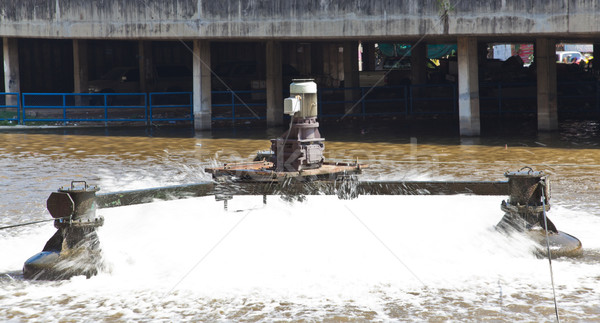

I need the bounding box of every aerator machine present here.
[19,81,581,280]
[206,79,365,181]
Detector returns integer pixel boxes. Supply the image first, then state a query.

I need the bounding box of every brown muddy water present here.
[1,121,599,321]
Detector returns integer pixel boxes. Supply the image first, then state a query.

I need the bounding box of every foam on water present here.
[2,194,598,321]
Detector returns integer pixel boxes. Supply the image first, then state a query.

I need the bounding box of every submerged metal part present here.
[23,240,103,280]
[496,217,583,258]
[530,230,583,258]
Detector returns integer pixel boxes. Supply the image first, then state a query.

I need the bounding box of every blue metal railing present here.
[0,92,20,123]
[22,93,148,124]
[149,92,193,123]
[211,89,267,121]
[3,80,600,126]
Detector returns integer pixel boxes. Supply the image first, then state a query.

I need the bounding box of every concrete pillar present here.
[457,37,481,136]
[73,40,88,94]
[410,42,427,85]
[266,40,283,127]
[3,38,20,105]
[536,38,558,131]
[138,40,153,93]
[193,40,211,131]
[343,41,359,113]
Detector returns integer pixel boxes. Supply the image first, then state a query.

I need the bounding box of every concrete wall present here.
[1,0,599,40]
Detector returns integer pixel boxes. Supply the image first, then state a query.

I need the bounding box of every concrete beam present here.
[536,38,558,131]
[266,40,283,127]
[4,1,599,40]
[193,39,211,131]
[72,39,88,94]
[3,37,20,96]
[457,37,480,136]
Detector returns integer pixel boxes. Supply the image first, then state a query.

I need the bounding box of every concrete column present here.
[457,37,481,136]
[266,40,283,127]
[73,40,88,94]
[410,42,427,85]
[3,38,20,105]
[138,40,153,93]
[536,38,558,131]
[343,41,359,113]
[193,39,211,131]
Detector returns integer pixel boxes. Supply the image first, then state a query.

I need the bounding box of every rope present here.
[0,218,58,231]
[0,215,74,231]
[542,196,560,323]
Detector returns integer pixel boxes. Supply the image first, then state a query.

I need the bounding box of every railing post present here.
[17,92,22,125]
[103,94,108,123]
[147,93,151,126]
[62,94,67,125]
[231,90,235,124]
[21,93,25,124]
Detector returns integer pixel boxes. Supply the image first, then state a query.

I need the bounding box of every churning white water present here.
[1,128,600,321]
[2,194,599,321]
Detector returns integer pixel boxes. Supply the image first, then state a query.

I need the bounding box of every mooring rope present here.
[542,196,560,323]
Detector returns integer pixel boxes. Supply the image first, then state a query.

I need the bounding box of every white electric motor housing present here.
[284,97,301,115]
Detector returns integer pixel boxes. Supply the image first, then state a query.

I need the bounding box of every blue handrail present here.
[0,92,20,123]
[4,80,600,126]
[149,92,193,123]
[211,89,267,122]
[21,93,148,125]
